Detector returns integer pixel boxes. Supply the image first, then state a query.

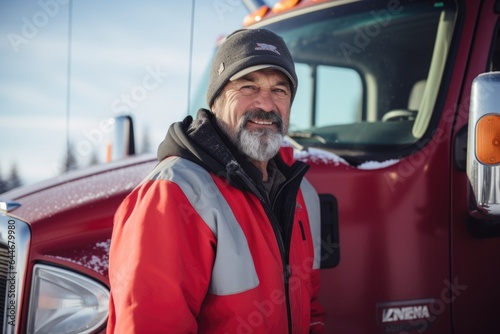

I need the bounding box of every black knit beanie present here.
[206,29,297,108]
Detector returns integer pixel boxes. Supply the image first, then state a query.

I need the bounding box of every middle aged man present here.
[107,28,325,334]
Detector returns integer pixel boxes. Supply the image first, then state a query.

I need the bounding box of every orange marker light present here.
[272,0,301,13]
[243,5,270,26]
[106,142,112,163]
[476,114,500,165]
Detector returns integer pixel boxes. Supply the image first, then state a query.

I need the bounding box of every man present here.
[107,28,325,334]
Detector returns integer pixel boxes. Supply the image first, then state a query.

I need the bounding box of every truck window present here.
[290,64,362,130]
[260,0,457,165]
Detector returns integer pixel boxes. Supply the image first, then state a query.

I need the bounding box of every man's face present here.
[212,69,292,162]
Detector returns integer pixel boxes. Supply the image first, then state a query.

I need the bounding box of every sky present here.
[0,0,275,187]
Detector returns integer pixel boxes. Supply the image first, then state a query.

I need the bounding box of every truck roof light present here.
[106,142,112,162]
[243,5,270,26]
[272,0,301,13]
[475,114,500,165]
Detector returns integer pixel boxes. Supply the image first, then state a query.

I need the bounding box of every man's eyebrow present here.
[237,74,257,83]
[236,73,291,89]
[276,79,291,88]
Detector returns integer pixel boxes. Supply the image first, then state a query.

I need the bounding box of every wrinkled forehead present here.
[231,68,292,88]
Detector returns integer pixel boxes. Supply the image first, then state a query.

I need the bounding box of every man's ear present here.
[211,98,220,114]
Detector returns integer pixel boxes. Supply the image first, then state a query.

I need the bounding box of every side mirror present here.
[107,115,136,162]
[467,72,500,220]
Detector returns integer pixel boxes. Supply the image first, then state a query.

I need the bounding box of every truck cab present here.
[231,1,500,333]
[2,0,500,333]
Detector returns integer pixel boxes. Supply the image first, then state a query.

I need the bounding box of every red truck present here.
[2,0,500,333]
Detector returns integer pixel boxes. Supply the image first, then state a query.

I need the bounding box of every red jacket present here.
[107,110,325,333]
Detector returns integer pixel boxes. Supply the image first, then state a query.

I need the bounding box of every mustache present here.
[240,109,284,133]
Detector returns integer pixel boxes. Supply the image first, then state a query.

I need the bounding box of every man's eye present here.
[273,88,289,97]
[240,86,258,95]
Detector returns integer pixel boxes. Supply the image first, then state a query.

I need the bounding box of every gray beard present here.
[239,127,283,162]
[218,110,286,162]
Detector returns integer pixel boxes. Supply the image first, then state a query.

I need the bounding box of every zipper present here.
[233,162,308,334]
[269,162,309,334]
[260,200,292,333]
[272,162,309,258]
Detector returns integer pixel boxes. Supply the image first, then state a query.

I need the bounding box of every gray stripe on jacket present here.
[300,178,322,270]
[148,156,260,295]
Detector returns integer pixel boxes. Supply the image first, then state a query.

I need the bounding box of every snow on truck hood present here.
[291,145,400,170]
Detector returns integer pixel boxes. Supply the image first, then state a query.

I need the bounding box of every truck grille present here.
[0,215,31,333]
[0,246,8,329]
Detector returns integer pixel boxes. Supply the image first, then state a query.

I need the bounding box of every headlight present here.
[27,264,109,334]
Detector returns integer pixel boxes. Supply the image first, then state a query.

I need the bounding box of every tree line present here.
[1,128,152,195]
[0,164,22,194]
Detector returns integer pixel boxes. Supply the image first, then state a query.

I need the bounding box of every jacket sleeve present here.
[107,179,216,334]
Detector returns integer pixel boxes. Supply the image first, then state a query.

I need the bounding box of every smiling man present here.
[107,29,325,334]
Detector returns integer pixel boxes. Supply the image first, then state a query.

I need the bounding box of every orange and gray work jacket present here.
[107,109,326,334]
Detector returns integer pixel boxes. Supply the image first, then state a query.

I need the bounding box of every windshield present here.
[251,0,457,164]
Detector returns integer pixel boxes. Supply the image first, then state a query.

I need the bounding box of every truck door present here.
[451,0,500,332]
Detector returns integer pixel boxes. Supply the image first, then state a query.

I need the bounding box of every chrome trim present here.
[0,213,31,334]
[111,115,135,161]
[467,72,500,218]
[0,202,21,213]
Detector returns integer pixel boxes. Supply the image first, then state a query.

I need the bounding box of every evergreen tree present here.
[141,126,152,154]
[89,148,99,167]
[63,142,79,173]
[0,166,6,194]
[6,163,22,191]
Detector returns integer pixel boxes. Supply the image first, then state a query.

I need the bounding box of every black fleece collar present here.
[156,108,302,195]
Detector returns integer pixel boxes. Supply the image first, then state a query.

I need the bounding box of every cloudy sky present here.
[0,0,271,187]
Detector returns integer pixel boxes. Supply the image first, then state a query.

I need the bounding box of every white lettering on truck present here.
[382,305,431,323]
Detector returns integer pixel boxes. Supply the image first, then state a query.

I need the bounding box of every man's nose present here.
[254,89,276,112]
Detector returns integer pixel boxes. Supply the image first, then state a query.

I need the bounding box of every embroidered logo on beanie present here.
[255,43,281,55]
